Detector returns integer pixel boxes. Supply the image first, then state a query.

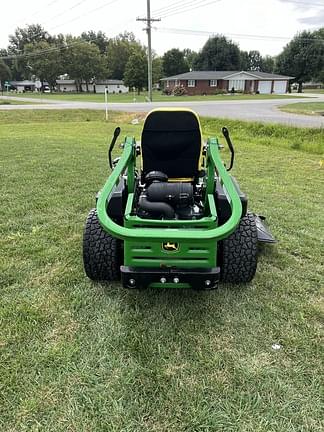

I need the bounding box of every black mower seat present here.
[141,109,203,179]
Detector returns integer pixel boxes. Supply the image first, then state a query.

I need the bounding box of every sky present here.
[0,0,323,57]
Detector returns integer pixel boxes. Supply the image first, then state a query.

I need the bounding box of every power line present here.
[8,0,120,47]
[42,0,89,25]
[156,26,324,42]
[158,0,220,19]
[139,0,221,20]
[0,40,86,60]
[46,0,119,31]
[152,0,205,16]
[283,0,324,7]
[151,0,186,15]
[46,0,64,6]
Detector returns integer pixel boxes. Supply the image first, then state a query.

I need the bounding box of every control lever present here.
[108,127,121,169]
[222,127,235,171]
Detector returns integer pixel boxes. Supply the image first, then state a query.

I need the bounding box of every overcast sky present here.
[1,0,323,56]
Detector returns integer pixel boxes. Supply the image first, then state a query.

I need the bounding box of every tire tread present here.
[83,209,121,281]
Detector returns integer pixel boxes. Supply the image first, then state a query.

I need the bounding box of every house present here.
[84,79,129,94]
[161,71,294,95]
[55,80,76,92]
[10,80,49,92]
[56,79,129,93]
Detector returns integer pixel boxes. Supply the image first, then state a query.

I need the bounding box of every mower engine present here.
[136,171,204,220]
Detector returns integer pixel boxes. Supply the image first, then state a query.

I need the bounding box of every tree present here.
[152,57,163,84]
[183,48,198,71]
[106,32,143,79]
[162,49,188,77]
[276,30,324,92]
[248,50,263,71]
[124,51,147,94]
[314,28,324,83]
[24,40,63,90]
[81,30,108,54]
[239,51,249,70]
[8,24,51,80]
[262,56,275,73]
[194,36,241,71]
[0,59,11,91]
[63,38,107,91]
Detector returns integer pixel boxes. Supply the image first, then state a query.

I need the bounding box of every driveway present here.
[1,93,324,128]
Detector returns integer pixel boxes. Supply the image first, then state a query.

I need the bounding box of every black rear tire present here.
[83,208,121,281]
[220,212,258,283]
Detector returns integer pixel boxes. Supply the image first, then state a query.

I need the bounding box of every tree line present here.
[0,24,323,93]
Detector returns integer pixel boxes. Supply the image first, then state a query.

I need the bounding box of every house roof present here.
[56,79,125,85]
[10,80,36,86]
[161,71,294,81]
[56,80,75,85]
[96,79,124,85]
[10,80,50,86]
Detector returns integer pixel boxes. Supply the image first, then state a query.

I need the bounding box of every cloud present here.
[299,10,324,25]
[277,0,324,26]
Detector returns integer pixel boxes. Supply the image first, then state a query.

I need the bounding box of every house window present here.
[228,79,245,91]
[166,80,170,87]
[187,79,196,87]
[175,79,180,86]
[210,79,217,87]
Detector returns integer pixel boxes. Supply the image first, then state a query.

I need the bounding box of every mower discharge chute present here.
[83,108,275,289]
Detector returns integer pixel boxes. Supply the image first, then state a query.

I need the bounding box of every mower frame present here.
[96,129,243,289]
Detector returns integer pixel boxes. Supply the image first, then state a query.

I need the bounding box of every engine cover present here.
[136,171,203,220]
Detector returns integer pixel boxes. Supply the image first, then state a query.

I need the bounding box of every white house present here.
[55,80,76,92]
[56,79,128,93]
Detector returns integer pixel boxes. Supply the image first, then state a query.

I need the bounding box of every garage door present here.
[258,81,272,94]
[273,80,287,94]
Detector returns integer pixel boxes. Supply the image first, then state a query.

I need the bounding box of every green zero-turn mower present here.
[83,108,275,290]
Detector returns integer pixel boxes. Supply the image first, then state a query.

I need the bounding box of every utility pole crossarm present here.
[136,0,161,102]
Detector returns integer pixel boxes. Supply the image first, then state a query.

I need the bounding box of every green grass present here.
[0,97,37,105]
[0,110,323,431]
[302,88,324,94]
[280,102,324,116]
[5,91,305,103]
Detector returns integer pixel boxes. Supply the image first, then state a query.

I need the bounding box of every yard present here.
[280,102,324,116]
[0,99,37,105]
[2,91,305,103]
[0,110,323,431]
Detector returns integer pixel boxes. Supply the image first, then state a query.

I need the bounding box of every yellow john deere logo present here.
[162,242,179,252]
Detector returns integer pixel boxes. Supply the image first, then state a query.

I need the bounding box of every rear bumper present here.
[120,266,220,289]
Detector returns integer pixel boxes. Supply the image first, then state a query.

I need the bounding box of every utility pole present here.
[137,0,160,102]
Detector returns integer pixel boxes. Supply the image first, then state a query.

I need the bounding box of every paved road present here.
[1,94,324,127]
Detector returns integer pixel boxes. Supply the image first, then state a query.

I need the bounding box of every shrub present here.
[162,87,172,95]
[173,86,187,96]
[214,89,228,95]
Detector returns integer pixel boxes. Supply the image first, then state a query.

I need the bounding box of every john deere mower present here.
[83,108,275,289]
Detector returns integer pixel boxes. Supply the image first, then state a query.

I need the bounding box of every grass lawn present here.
[5,91,305,103]
[280,102,324,116]
[0,110,323,431]
[0,98,38,105]
[302,89,324,94]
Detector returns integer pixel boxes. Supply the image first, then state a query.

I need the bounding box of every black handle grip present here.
[108,127,121,169]
[222,126,235,171]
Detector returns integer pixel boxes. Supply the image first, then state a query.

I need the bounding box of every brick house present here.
[161,71,294,95]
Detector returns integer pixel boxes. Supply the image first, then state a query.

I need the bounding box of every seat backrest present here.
[141,109,202,179]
